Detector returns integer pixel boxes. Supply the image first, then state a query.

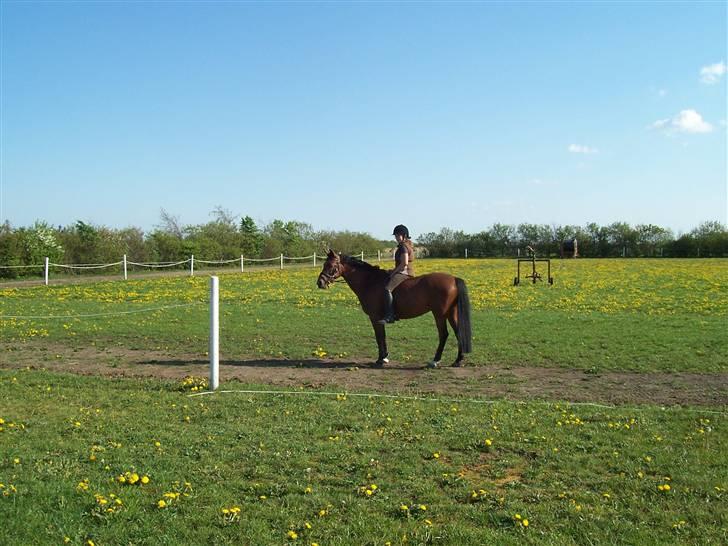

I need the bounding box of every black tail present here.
[455,278,472,354]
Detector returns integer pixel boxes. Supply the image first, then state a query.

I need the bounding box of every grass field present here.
[1,258,726,544]
[1,369,725,545]
[1,258,727,372]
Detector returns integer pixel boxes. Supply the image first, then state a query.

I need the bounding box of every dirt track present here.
[2,344,726,408]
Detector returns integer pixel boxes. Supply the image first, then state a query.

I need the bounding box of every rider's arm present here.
[390,248,408,276]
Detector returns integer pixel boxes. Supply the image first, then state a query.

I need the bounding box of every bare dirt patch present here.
[2,343,726,408]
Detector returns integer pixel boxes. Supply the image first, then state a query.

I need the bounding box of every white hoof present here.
[382,358,389,364]
[427,360,440,369]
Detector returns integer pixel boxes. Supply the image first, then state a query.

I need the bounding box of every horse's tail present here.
[455,278,472,354]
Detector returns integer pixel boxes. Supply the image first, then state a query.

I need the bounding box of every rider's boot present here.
[377,289,395,324]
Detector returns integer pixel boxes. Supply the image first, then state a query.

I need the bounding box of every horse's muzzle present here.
[317,276,329,289]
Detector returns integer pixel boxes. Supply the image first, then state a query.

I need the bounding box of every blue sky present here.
[1,1,726,240]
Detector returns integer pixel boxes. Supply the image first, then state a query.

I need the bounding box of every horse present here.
[316,250,472,368]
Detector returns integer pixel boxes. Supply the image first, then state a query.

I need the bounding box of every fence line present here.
[126,259,190,268]
[0,251,393,287]
[51,261,123,270]
[0,302,204,320]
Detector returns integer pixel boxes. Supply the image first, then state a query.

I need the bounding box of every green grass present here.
[1,258,727,372]
[0,369,725,545]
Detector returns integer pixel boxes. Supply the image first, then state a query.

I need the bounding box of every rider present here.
[378,224,415,324]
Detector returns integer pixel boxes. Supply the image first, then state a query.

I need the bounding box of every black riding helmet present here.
[392,224,410,239]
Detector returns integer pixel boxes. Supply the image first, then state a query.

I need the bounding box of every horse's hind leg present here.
[448,310,464,367]
[429,314,449,368]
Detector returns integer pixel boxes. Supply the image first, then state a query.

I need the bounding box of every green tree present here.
[240,216,263,257]
[24,221,64,265]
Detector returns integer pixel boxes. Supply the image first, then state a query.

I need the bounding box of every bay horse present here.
[317,250,472,368]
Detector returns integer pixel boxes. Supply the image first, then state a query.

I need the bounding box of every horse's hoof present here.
[373,357,389,368]
[452,361,464,367]
[427,360,440,369]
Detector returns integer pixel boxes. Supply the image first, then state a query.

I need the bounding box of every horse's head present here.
[317,249,343,289]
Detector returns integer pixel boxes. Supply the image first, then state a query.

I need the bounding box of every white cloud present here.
[651,109,713,134]
[700,61,727,84]
[568,144,598,154]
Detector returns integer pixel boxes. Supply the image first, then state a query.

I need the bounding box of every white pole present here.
[241,254,244,273]
[280,254,283,270]
[378,250,381,262]
[191,255,195,276]
[313,252,316,267]
[123,254,128,280]
[44,257,49,286]
[361,250,364,260]
[209,276,219,391]
[465,248,468,259]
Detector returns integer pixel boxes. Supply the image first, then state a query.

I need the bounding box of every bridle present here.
[318,261,346,287]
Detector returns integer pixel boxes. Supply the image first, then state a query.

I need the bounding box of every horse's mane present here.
[341,254,386,274]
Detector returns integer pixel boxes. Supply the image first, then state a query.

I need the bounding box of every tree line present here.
[1,211,726,279]
[419,221,728,258]
[0,208,386,278]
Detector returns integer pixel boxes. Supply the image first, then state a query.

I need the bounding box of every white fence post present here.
[378,250,381,262]
[361,251,364,261]
[280,254,283,270]
[44,257,49,286]
[313,252,316,267]
[465,248,468,259]
[123,254,128,280]
[209,276,219,391]
[190,255,195,276]
[241,255,244,273]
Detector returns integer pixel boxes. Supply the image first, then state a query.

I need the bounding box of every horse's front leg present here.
[370,320,389,367]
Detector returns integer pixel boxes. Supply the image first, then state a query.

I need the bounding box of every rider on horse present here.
[378,224,415,324]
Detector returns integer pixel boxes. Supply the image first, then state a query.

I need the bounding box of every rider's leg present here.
[378,274,407,324]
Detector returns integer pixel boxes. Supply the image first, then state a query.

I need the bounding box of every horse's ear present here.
[327,249,335,258]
